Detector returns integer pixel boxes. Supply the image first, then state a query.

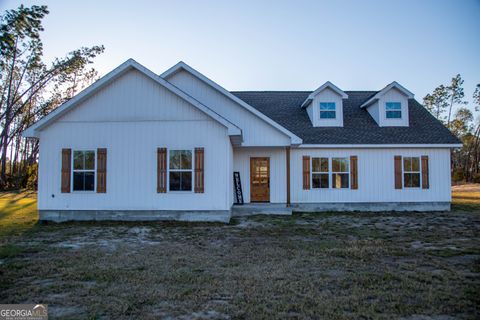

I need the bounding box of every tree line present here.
[0,5,104,189]
[0,5,479,190]
[423,76,480,183]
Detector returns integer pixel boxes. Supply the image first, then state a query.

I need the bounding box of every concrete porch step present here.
[231,203,293,217]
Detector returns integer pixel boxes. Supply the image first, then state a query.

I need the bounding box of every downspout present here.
[286,146,291,207]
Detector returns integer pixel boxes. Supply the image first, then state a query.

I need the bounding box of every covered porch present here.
[232,146,291,211]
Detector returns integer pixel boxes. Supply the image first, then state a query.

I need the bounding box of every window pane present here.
[320,111,336,119]
[169,172,181,190]
[340,159,349,172]
[84,151,95,170]
[321,158,328,172]
[312,158,321,172]
[404,173,411,188]
[169,151,182,169]
[312,173,320,188]
[84,172,95,191]
[312,173,329,188]
[313,158,328,173]
[169,171,192,191]
[411,157,420,171]
[386,102,401,110]
[411,173,420,188]
[312,158,328,172]
[320,102,335,110]
[321,174,329,188]
[386,111,402,119]
[180,150,192,169]
[403,157,412,172]
[332,158,340,172]
[332,158,348,172]
[180,171,192,191]
[73,172,84,191]
[73,151,84,170]
[404,173,420,188]
[332,173,349,188]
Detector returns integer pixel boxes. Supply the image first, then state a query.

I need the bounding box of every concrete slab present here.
[39,210,231,223]
[292,202,451,212]
[232,203,293,216]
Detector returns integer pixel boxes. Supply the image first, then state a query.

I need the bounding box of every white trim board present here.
[161,61,302,145]
[301,81,348,108]
[360,81,414,109]
[23,59,242,139]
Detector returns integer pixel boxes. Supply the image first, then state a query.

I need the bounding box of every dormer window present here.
[319,102,336,119]
[301,82,347,127]
[386,102,402,119]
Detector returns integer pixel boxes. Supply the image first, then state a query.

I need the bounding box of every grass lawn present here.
[0,187,479,319]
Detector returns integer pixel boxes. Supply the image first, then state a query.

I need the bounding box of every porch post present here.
[286,146,291,207]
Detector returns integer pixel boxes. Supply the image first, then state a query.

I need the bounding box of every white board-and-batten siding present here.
[291,148,451,203]
[166,70,291,146]
[38,69,232,211]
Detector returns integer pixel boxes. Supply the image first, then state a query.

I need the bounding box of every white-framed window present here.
[319,102,336,119]
[386,102,402,119]
[169,149,193,191]
[312,157,329,188]
[332,157,349,188]
[72,150,95,191]
[311,157,350,189]
[403,156,421,188]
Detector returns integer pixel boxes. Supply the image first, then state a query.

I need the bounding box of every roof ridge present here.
[231,90,379,93]
[230,90,312,93]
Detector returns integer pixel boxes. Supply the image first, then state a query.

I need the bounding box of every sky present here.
[2,0,480,110]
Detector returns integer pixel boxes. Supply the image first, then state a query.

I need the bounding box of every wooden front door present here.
[250,157,270,202]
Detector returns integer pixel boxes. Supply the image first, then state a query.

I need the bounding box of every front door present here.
[250,157,270,202]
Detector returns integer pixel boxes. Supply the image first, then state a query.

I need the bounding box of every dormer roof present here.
[360,81,414,108]
[300,81,348,108]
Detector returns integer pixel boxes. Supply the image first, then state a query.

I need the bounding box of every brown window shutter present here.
[97,148,107,193]
[421,155,429,189]
[194,147,204,193]
[61,148,71,193]
[302,155,310,190]
[394,155,402,189]
[157,148,167,193]
[350,155,358,189]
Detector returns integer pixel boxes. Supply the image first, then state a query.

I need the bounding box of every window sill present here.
[71,191,97,194]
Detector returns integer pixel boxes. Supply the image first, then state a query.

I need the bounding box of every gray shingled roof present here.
[231,91,461,145]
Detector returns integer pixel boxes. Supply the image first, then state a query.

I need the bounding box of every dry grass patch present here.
[0,189,479,319]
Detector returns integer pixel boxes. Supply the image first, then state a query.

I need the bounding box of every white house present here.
[23,59,461,222]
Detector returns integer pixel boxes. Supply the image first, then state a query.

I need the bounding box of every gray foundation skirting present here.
[39,210,231,223]
[292,202,451,212]
[232,203,293,216]
[40,202,451,222]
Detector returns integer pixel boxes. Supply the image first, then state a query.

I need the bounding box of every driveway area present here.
[0,188,479,319]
